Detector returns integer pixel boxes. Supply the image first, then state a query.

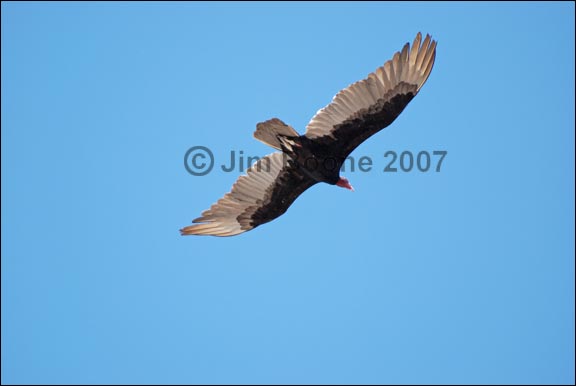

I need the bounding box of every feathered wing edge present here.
[304,32,437,139]
[181,152,316,237]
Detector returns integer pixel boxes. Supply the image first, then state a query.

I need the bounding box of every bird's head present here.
[336,176,354,191]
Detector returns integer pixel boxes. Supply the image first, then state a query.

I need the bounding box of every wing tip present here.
[180,223,246,237]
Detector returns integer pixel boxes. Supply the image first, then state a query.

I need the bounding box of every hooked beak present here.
[336,177,354,191]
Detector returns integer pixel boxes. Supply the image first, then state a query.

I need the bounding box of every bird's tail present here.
[253,118,299,150]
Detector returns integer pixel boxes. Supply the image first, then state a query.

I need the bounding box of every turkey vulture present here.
[181,32,436,236]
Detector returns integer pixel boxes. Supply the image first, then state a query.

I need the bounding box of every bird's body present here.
[181,32,437,236]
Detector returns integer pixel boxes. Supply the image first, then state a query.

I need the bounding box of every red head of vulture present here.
[181,32,437,236]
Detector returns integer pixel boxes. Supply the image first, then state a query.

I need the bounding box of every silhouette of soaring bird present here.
[181,32,436,236]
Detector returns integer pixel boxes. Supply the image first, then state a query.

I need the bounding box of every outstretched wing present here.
[181,153,317,236]
[305,32,436,158]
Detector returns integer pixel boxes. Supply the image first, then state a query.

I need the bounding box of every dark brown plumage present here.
[181,32,437,236]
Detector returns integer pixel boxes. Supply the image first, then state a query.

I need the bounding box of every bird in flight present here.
[181,32,437,237]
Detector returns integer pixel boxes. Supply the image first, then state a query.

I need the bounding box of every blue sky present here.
[2,2,574,384]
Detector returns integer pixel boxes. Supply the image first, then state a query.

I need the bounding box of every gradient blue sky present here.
[2,2,574,385]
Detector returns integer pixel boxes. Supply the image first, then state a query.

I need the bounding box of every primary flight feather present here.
[181,32,437,237]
